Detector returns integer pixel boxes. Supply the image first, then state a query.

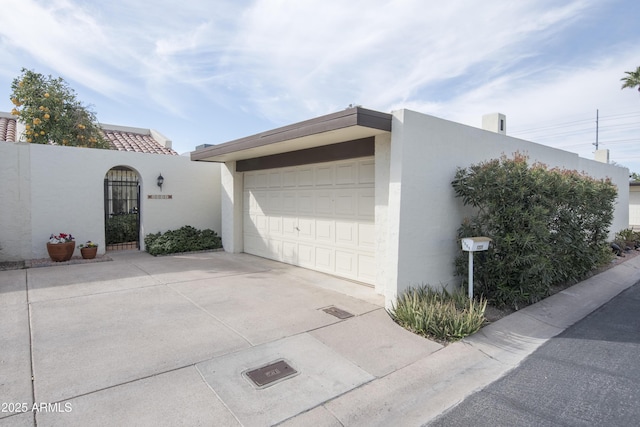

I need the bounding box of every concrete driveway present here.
[0,251,442,426]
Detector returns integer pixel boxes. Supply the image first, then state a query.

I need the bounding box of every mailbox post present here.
[461,237,491,299]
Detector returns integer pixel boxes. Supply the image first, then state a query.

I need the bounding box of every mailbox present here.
[461,237,491,252]
[461,237,491,299]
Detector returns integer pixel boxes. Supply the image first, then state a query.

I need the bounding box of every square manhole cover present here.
[322,306,354,319]
[244,359,298,388]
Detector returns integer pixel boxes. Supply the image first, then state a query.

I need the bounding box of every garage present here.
[191,106,392,289]
[243,157,375,284]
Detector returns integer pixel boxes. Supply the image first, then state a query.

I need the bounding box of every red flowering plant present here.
[49,233,75,244]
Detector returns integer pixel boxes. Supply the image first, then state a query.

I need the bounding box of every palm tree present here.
[621,66,640,92]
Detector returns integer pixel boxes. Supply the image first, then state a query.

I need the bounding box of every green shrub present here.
[388,286,487,342]
[105,214,138,244]
[452,153,617,309]
[614,228,640,250]
[144,225,222,256]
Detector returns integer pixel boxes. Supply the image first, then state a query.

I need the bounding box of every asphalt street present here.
[429,281,640,427]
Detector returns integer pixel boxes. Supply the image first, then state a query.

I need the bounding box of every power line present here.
[510,109,640,137]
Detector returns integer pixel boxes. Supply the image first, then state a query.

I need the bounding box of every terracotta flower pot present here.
[80,246,98,259]
[46,242,75,262]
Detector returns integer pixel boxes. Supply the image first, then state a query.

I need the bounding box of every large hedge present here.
[452,154,617,309]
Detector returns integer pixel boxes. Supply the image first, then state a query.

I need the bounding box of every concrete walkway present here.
[1,251,639,426]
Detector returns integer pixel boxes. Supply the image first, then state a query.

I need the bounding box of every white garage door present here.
[630,190,640,227]
[243,157,375,284]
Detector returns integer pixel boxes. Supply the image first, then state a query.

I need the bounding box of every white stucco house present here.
[1,107,630,307]
[191,107,629,306]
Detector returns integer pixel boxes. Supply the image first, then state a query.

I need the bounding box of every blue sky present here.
[1,0,639,172]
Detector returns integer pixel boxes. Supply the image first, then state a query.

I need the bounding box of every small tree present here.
[9,68,110,149]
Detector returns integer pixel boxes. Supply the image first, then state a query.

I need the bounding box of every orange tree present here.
[10,68,110,149]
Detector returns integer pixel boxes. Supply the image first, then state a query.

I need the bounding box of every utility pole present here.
[593,109,599,150]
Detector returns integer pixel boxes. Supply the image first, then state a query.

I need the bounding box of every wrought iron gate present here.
[104,167,140,250]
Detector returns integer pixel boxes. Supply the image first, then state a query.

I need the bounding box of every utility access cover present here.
[245,360,298,388]
[322,306,354,319]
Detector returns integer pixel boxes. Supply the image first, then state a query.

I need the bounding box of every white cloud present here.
[0,0,130,96]
[205,0,596,123]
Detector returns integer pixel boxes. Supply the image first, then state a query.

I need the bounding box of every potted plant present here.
[78,241,98,259]
[47,233,75,262]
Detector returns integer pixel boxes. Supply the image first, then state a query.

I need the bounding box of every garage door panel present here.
[298,168,314,186]
[316,191,333,215]
[336,163,357,185]
[283,170,297,187]
[315,247,334,271]
[358,189,375,218]
[268,216,282,235]
[336,222,356,246]
[359,160,375,184]
[255,171,269,188]
[298,244,315,267]
[282,193,296,213]
[335,250,356,277]
[358,223,375,248]
[244,158,374,285]
[255,214,268,233]
[283,217,297,237]
[298,192,314,214]
[358,254,376,282]
[297,218,315,240]
[253,191,268,214]
[245,234,267,257]
[268,192,283,212]
[269,171,282,188]
[244,213,258,235]
[268,239,283,261]
[335,190,356,216]
[315,220,334,243]
[282,241,297,263]
[316,165,334,186]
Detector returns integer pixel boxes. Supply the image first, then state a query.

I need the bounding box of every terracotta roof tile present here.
[0,116,17,142]
[102,130,178,155]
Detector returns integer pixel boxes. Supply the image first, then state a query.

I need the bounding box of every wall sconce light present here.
[157,173,164,191]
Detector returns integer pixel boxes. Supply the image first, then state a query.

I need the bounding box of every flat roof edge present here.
[191,106,391,161]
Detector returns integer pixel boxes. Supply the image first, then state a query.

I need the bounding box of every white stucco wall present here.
[374,133,391,296]
[0,142,32,261]
[0,143,221,261]
[220,161,244,253]
[384,109,629,302]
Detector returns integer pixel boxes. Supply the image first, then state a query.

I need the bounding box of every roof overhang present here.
[191,106,392,163]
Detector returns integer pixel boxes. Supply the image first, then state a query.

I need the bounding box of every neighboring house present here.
[630,182,640,229]
[191,107,630,307]
[0,112,178,155]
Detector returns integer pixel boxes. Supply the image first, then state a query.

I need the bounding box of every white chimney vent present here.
[594,149,609,164]
[482,113,506,135]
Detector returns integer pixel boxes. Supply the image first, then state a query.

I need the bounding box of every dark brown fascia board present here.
[191,106,391,161]
[236,137,375,172]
